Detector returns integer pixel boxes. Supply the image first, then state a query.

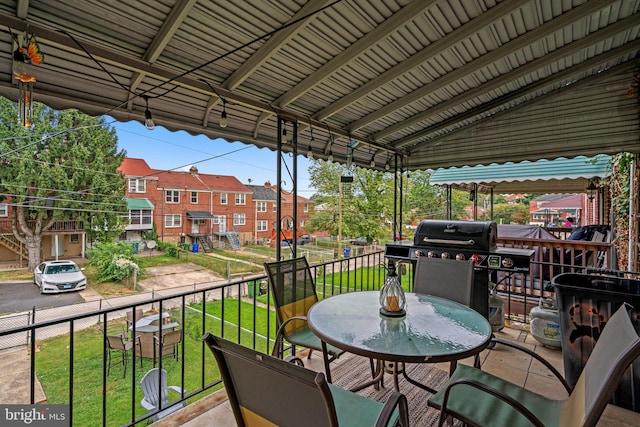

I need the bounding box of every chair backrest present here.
[560,304,640,427]
[413,256,474,305]
[264,257,318,337]
[140,368,170,408]
[106,334,126,351]
[161,329,182,347]
[126,308,144,327]
[204,333,339,427]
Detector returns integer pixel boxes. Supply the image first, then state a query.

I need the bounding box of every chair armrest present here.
[375,391,409,427]
[167,385,184,395]
[441,377,545,427]
[491,338,571,393]
[272,315,308,357]
[140,397,155,411]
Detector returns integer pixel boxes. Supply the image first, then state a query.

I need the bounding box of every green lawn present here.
[32,263,392,426]
[35,300,276,426]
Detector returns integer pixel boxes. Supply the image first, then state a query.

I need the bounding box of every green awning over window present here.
[125,198,154,210]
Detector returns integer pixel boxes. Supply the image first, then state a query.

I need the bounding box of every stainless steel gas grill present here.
[385,220,534,319]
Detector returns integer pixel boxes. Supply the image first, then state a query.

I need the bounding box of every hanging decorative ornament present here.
[11,32,44,128]
[379,259,406,317]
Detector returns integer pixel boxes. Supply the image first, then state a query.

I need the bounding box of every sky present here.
[111,119,315,197]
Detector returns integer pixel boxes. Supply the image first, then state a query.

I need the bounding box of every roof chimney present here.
[189,165,198,175]
[264,181,271,187]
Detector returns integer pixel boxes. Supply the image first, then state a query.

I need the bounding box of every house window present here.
[191,192,198,204]
[165,190,180,203]
[257,220,267,231]
[70,234,79,244]
[235,193,246,205]
[303,203,309,213]
[257,201,266,212]
[212,216,221,224]
[164,214,181,228]
[272,203,277,212]
[127,209,153,225]
[233,213,246,225]
[300,219,305,227]
[128,178,146,193]
[0,203,7,217]
[220,192,227,205]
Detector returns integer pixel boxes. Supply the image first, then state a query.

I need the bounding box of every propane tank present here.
[530,297,561,349]
[488,282,504,332]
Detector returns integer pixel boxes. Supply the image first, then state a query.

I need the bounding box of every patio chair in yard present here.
[204,333,410,427]
[153,329,182,367]
[140,368,185,422]
[101,328,142,377]
[427,303,640,427]
[264,257,344,366]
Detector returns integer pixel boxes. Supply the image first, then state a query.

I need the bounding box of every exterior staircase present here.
[0,230,28,265]
[225,232,241,250]
[196,235,215,252]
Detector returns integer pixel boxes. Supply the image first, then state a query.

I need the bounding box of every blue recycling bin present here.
[343,247,351,257]
[132,242,139,254]
[192,242,199,253]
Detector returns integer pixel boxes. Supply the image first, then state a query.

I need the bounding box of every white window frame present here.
[257,220,267,231]
[0,203,7,217]
[233,213,246,225]
[128,178,146,193]
[235,193,246,205]
[165,190,180,204]
[303,203,309,213]
[164,214,181,228]
[257,201,266,212]
[220,192,227,205]
[272,203,277,212]
[191,191,198,204]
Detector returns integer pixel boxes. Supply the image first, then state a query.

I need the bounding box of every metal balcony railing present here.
[0,240,618,426]
[0,251,387,426]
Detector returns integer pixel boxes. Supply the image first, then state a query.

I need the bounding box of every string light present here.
[281,125,288,144]
[143,96,155,130]
[307,145,314,160]
[370,155,376,168]
[220,100,227,128]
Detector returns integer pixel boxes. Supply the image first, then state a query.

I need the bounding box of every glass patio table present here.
[307,291,492,392]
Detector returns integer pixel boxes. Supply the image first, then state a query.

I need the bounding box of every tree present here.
[0,98,126,271]
[307,161,395,242]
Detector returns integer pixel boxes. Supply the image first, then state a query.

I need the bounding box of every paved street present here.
[0,282,84,314]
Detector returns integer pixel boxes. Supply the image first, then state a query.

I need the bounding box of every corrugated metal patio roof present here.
[0,1,637,173]
[430,155,611,193]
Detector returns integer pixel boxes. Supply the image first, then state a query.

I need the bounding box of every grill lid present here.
[414,220,497,251]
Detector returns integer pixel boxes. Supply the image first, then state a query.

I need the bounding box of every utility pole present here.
[338,179,343,256]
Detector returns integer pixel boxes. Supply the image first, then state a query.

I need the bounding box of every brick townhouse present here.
[119,158,314,251]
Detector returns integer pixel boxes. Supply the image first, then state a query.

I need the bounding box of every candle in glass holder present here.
[386,295,399,312]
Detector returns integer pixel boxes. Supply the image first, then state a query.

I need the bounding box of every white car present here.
[34,260,87,294]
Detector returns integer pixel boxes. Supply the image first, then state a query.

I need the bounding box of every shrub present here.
[87,242,141,283]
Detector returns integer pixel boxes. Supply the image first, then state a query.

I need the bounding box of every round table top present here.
[307,291,492,363]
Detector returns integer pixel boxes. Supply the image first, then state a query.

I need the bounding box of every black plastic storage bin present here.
[552,272,640,412]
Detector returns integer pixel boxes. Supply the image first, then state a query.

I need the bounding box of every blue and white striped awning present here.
[429,155,611,194]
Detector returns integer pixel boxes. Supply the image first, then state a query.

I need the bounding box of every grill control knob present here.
[441,252,451,259]
[415,250,424,257]
[427,251,437,258]
[455,253,466,260]
[502,258,515,268]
